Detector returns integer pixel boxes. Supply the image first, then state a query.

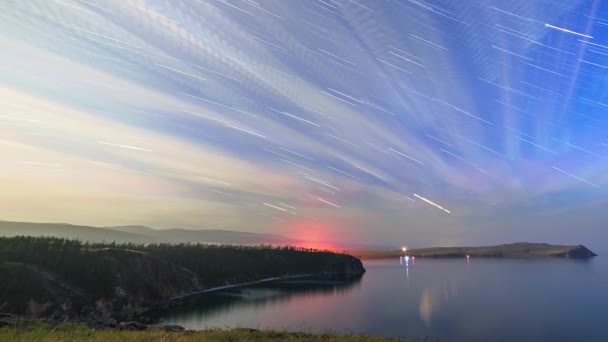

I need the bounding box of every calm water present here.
[160,257,608,341]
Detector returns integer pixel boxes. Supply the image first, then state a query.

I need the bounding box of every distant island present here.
[357,242,597,259]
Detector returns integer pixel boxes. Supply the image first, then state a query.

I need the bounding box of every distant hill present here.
[106,225,157,235]
[109,226,290,245]
[0,220,291,245]
[0,221,161,244]
[357,242,597,259]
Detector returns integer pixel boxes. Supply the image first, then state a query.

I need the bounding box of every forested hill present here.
[0,236,365,324]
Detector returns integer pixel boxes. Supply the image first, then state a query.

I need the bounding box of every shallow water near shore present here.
[159,257,608,342]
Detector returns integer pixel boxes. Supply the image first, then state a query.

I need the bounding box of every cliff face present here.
[551,245,597,258]
[319,254,366,280]
[0,250,204,322]
[92,249,203,305]
[0,262,89,317]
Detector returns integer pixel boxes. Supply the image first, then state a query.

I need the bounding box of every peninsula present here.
[0,236,365,328]
[356,242,597,259]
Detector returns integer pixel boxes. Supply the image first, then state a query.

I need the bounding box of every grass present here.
[0,323,420,341]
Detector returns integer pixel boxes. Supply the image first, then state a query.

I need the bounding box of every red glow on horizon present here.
[280,219,342,252]
[297,240,338,252]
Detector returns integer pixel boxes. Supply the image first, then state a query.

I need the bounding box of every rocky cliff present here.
[319,254,366,280]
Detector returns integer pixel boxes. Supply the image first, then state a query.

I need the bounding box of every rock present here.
[117,321,148,331]
[45,319,61,327]
[85,322,107,330]
[162,324,185,332]
[101,318,117,327]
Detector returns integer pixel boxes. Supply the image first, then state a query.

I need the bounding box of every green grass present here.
[0,323,420,341]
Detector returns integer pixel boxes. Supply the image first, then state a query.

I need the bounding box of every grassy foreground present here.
[0,323,417,342]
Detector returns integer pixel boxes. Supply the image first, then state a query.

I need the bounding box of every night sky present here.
[1,0,607,250]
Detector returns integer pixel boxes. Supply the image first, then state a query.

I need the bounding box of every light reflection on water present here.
[160,257,608,342]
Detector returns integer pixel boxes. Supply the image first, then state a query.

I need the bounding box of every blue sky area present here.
[1,0,607,250]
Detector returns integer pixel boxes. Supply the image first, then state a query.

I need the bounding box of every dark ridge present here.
[0,236,365,326]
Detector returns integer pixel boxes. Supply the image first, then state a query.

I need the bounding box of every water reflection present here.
[159,258,608,342]
[159,277,362,329]
[419,289,434,326]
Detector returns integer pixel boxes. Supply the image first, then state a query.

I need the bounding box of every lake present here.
[159,257,608,341]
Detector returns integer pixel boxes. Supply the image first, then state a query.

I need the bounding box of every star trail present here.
[1,0,607,247]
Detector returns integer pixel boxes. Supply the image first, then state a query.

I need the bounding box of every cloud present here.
[0,0,604,246]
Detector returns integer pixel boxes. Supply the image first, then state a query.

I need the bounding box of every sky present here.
[1,0,608,250]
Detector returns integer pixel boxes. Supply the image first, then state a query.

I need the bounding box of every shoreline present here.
[166,273,316,302]
[0,273,362,333]
[145,271,361,321]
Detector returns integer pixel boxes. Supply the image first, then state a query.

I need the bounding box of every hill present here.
[0,221,160,244]
[109,226,290,245]
[0,236,365,325]
[357,242,597,259]
[0,221,291,245]
[0,220,391,250]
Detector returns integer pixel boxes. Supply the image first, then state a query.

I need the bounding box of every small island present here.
[358,242,597,259]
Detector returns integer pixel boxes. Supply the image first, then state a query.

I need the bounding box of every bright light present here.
[401,246,407,252]
[404,255,410,261]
